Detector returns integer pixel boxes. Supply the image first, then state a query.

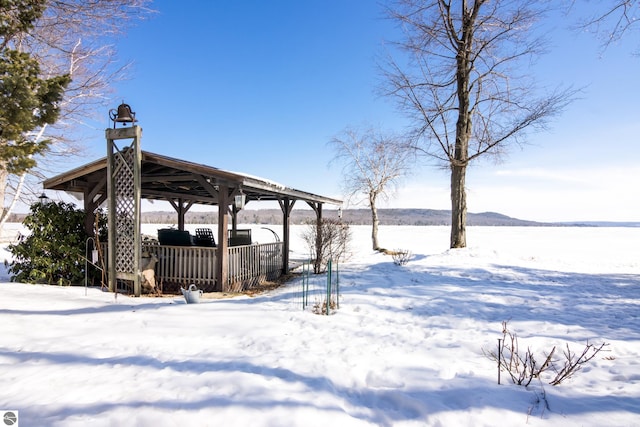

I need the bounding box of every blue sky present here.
[89,1,639,222]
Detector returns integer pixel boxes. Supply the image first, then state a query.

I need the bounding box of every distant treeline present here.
[8,208,637,227]
[139,208,548,226]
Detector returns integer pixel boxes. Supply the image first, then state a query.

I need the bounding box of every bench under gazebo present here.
[43,122,342,295]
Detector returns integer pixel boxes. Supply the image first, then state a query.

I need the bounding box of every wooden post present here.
[231,205,238,232]
[178,198,185,231]
[133,137,142,296]
[83,181,107,236]
[83,197,97,237]
[106,137,116,293]
[216,185,229,291]
[306,201,323,273]
[279,198,295,274]
[106,125,142,296]
[168,198,194,231]
[315,203,323,274]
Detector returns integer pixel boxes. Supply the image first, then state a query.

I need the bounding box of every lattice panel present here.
[113,147,136,274]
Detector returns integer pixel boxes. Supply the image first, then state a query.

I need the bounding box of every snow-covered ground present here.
[1,224,638,427]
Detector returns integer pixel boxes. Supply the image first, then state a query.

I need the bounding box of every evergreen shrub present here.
[8,201,105,285]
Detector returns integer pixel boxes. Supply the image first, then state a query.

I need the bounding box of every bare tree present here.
[330,126,413,251]
[572,0,639,53]
[382,0,574,248]
[0,0,153,232]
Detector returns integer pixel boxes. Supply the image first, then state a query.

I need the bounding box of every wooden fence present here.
[227,242,284,291]
[142,244,217,291]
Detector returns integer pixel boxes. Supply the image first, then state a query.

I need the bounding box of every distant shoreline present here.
[4,208,638,227]
[178,208,640,227]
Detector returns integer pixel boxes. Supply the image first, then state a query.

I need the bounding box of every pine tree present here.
[0,0,70,175]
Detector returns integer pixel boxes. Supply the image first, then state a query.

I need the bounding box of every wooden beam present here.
[194,174,219,197]
[141,174,195,182]
[167,198,195,231]
[82,176,107,236]
[83,192,98,237]
[143,188,217,204]
[94,193,107,206]
[87,176,107,204]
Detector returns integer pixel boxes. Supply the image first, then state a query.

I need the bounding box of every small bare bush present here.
[548,341,609,386]
[391,249,411,266]
[301,218,351,274]
[484,321,609,387]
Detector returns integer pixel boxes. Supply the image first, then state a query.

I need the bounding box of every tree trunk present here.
[450,2,473,249]
[450,163,467,248]
[0,167,7,228]
[370,192,379,250]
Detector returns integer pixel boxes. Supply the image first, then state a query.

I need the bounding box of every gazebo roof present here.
[43,150,342,207]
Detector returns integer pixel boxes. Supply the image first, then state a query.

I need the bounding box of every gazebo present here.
[43,125,342,295]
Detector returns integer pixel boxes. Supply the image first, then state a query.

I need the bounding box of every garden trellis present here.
[300,259,340,315]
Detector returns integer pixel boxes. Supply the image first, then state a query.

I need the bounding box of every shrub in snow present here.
[391,249,411,266]
[301,218,351,274]
[484,321,609,387]
[8,201,106,285]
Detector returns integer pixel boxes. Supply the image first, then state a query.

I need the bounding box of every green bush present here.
[8,201,105,285]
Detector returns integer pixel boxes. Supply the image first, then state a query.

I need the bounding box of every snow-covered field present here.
[1,224,639,427]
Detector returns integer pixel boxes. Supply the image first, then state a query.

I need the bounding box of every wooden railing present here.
[103,242,284,292]
[143,243,217,289]
[227,242,284,291]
